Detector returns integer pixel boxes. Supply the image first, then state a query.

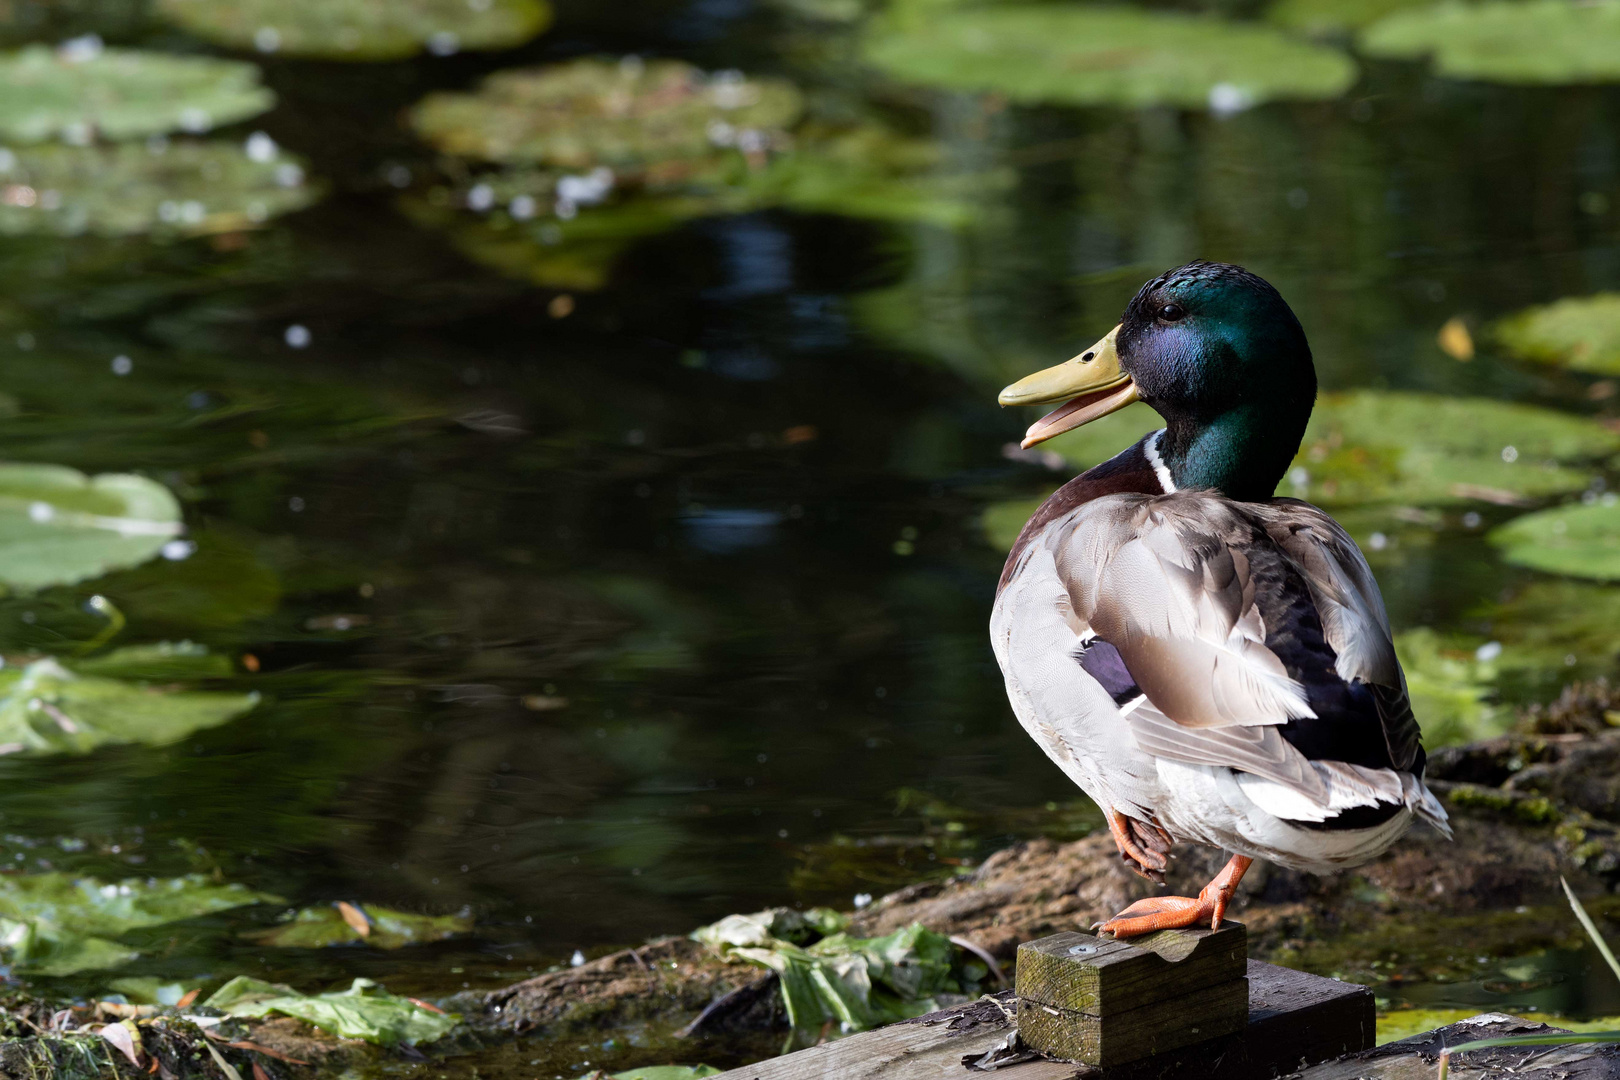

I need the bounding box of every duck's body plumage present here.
[992,262,1448,933]
[993,431,1448,880]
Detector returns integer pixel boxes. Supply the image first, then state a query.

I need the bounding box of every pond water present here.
[2,0,1620,1059]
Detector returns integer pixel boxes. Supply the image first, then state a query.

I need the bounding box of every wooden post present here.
[1014,922,1249,1067]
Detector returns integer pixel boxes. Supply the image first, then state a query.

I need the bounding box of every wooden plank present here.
[707,994,1083,1080]
[1014,923,1246,1016]
[1016,976,1248,1066]
[710,960,1373,1080]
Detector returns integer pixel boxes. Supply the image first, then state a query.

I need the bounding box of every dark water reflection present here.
[0,0,1618,1029]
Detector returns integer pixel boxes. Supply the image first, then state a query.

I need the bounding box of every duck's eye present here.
[1158,303,1186,322]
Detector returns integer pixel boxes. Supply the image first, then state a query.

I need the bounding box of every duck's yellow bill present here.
[998,324,1139,449]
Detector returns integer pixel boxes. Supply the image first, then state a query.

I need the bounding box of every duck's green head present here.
[998,261,1316,502]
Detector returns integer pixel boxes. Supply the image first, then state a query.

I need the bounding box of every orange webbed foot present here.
[1092,853,1253,938]
[1093,895,1212,937]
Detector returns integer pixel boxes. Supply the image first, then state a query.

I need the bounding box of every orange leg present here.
[1105,809,1168,876]
[1095,854,1253,938]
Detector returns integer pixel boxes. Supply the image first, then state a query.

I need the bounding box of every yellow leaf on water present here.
[1438,316,1475,360]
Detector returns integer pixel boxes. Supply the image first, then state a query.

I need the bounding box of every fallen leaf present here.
[100,1019,143,1067]
[336,901,371,938]
[251,1062,270,1080]
[1438,315,1474,360]
[406,998,446,1015]
[175,989,199,1009]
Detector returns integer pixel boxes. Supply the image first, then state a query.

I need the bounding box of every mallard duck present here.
[991,261,1450,938]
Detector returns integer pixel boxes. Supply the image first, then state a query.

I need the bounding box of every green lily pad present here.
[0,872,276,975]
[0,656,259,756]
[1493,293,1620,376]
[1286,391,1616,507]
[860,6,1358,109]
[206,975,459,1045]
[411,57,803,169]
[0,140,319,238]
[246,902,472,949]
[1266,0,1433,36]
[157,0,552,61]
[1489,498,1620,581]
[70,641,233,681]
[0,44,272,144]
[0,463,179,590]
[1361,0,1620,85]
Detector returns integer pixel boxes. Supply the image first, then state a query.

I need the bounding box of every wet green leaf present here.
[694,909,961,1039]
[411,58,802,168]
[70,641,232,681]
[691,907,847,950]
[861,6,1358,109]
[245,902,472,949]
[1266,0,1432,36]
[407,57,995,287]
[1361,0,1620,85]
[0,45,272,144]
[1285,391,1615,507]
[0,657,259,756]
[0,140,319,238]
[157,0,552,61]
[206,975,459,1045]
[1489,499,1620,581]
[0,463,179,590]
[0,872,276,975]
[1494,293,1620,376]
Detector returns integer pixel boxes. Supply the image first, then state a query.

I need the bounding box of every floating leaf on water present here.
[205,975,459,1045]
[1437,316,1474,360]
[1266,0,1433,36]
[0,45,272,144]
[0,463,179,590]
[1285,391,1616,507]
[245,902,472,949]
[71,641,232,681]
[1489,499,1620,581]
[0,872,276,975]
[410,58,803,168]
[0,140,319,238]
[157,0,551,61]
[1361,0,1620,85]
[1494,294,1620,376]
[860,6,1358,109]
[0,657,258,756]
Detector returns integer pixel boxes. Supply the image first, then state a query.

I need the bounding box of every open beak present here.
[998,325,1139,449]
